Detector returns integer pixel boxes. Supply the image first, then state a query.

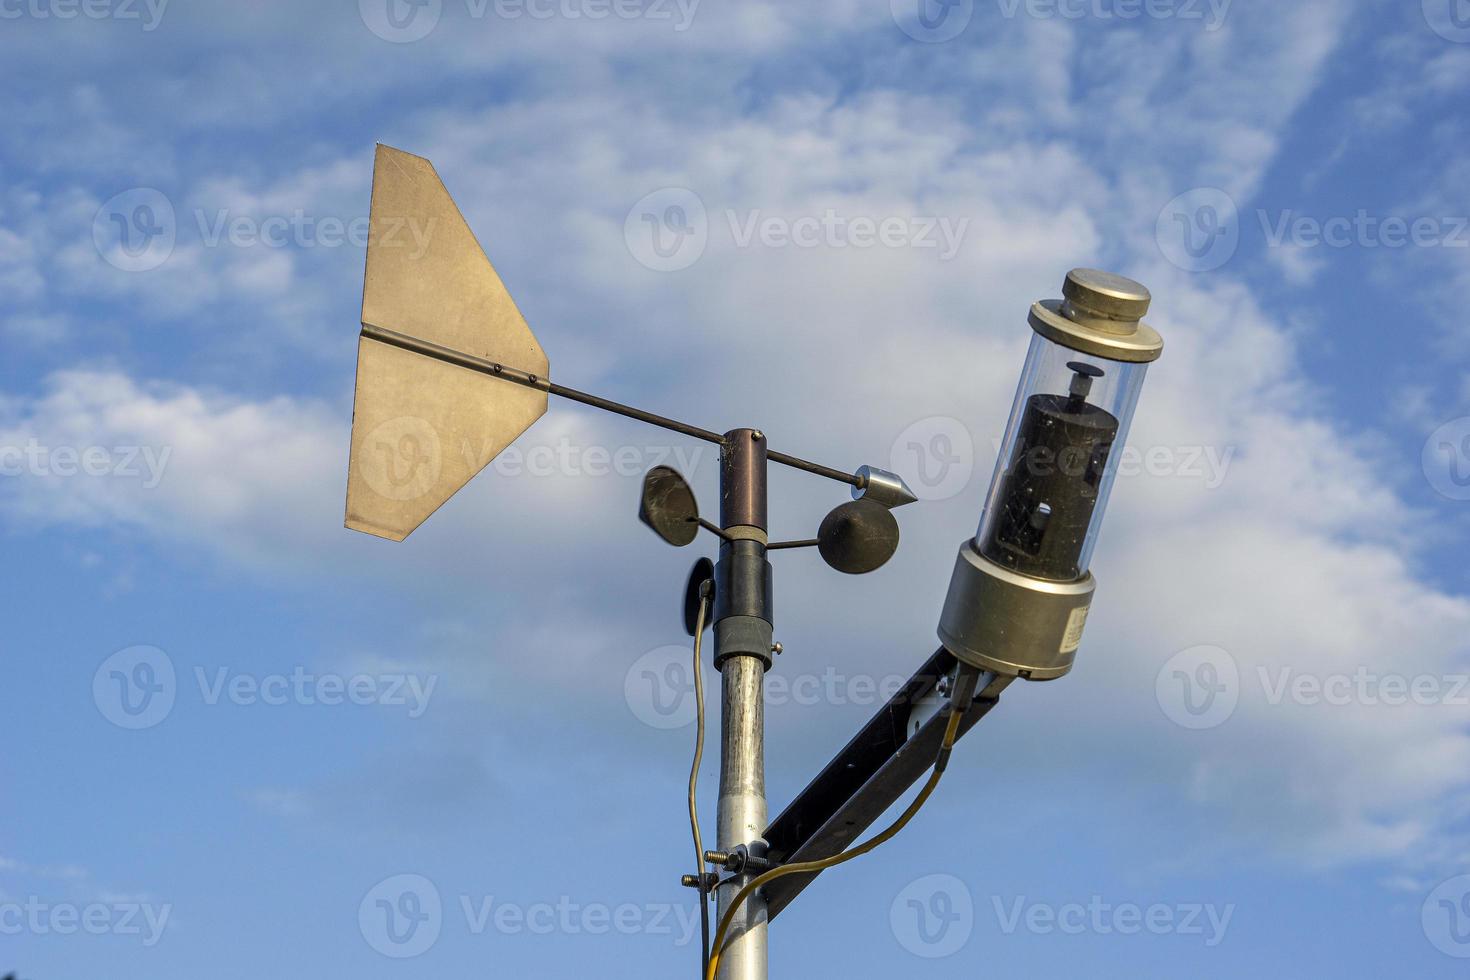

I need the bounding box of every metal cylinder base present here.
[937,539,1095,680]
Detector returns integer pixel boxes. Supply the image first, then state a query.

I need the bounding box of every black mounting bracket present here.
[759,647,1010,921]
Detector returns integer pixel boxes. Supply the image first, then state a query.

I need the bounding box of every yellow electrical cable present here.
[704,706,965,980]
[688,591,711,976]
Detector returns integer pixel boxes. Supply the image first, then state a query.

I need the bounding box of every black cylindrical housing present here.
[979,391,1118,580]
[715,540,774,624]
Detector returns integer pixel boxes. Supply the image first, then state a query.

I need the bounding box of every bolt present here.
[771,642,783,656]
[682,872,719,890]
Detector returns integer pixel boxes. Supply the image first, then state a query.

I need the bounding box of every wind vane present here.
[344,144,1163,979]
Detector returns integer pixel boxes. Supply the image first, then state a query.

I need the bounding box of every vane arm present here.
[360,322,861,487]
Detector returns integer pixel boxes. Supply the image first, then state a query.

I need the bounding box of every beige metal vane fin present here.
[346,144,549,541]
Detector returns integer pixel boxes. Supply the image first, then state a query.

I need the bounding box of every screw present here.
[682,872,719,890]
[771,642,783,656]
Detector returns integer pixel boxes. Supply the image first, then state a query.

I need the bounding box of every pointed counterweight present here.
[346,144,549,541]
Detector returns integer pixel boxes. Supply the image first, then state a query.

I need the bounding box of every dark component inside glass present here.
[980,363,1118,581]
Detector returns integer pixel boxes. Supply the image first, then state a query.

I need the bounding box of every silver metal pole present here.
[715,654,768,980]
[712,428,771,980]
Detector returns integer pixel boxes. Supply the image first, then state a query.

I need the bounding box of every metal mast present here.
[711,429,773,979]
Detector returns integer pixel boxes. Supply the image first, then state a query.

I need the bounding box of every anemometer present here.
[344,145,1163,979]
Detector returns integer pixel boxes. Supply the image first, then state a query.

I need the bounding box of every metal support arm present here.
[759,647,1011,921]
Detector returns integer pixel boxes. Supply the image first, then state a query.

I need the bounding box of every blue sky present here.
[3,0,1470,976]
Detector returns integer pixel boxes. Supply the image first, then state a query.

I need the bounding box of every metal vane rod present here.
[361,323,861,488]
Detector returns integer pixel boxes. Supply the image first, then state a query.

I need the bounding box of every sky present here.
[2,0,1470,976]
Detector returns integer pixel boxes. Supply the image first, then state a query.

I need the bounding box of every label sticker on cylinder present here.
[1060,605,1090,654]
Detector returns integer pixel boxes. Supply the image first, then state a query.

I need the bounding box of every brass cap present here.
[1063,268,1151,323]
[1027,267,1164,363]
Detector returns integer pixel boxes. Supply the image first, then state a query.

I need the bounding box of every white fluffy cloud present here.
[2,0,1465,877]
